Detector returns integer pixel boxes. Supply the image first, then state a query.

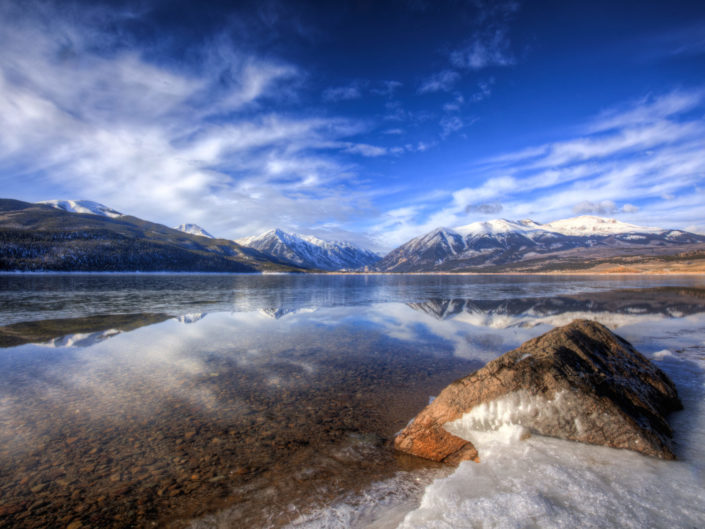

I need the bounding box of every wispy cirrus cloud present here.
[450,28,515,70]
[418,70,461,94]
[454,91,705,223]
[465,202,503,214]
[370,80,403,97]
[341,143,388,157]
[439,115,464,137]
[324,79,403,102]
[322,83,364,102]
[639,21,705,59]
[572,200,638,215]
[415,1,518,141]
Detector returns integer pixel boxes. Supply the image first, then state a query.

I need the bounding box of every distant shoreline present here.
[2,270,704,276]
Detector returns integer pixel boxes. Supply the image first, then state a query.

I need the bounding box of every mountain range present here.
[235,229,380,271]
[377,217,705,272]
[1,198,704,273]
[0,199,298,273]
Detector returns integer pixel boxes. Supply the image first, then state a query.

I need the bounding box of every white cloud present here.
[622,204,639,213]
[324,80,403,102]
[342,143,388,157]
[450,28,514,70]
[443,93,465,112]
[370,80,403,96]
[322,83,363,102]
[571,201,639,215]
[588,90,703,133]
[418,70,461,94]
[572,200,618,215]
[440,115,464,137]
[470,78,495,102]
[641,21,705,59]
[465,202,503,214]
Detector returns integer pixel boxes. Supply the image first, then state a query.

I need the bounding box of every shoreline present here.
[2,270,704,276]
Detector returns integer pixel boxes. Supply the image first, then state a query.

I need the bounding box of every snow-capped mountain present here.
[236,229,380,271]
[39,199,123,218]
[1,198,300,273]
[377,216,705,272]
[542,216,665,236]
[174,223,214,239]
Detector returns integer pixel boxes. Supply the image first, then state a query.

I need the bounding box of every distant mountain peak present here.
[236,228,380,271]
[39,199,123,219]
[175,223,214,239]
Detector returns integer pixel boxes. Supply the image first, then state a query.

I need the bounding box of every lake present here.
[1,274,704,528]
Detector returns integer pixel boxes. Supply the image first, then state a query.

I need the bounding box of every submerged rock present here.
[394,319,682,463]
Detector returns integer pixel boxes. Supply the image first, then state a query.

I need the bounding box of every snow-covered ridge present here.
[236,228,380,271]
[403,216,667,255]
[237,228,367,252]
[455,219,546,237]
[39,199,123,219]
[542,215,665,236]
[174,223,214,239]
[453,215,665,238]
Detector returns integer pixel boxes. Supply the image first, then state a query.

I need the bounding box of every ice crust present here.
[443,390,577,443]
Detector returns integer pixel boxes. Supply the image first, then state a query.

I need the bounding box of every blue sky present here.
[1,0,704,251]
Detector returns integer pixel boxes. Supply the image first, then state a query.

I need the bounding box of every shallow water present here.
[0,274,704,528]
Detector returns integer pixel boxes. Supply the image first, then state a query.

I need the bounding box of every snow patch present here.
[39,199,123,218]
[454,219,541,237]
[543,215,664,236]
[652,349,675,360]
[175,224,214,239]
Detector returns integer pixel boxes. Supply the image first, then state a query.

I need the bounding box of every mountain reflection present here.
[0,313,170,348]
[0,287,705,348]
[407,287,705,324]
[2,286,704,348]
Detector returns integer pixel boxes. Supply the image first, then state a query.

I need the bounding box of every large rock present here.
[394,320,682,463]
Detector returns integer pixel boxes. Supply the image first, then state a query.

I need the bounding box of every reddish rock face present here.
[394,319,682,464]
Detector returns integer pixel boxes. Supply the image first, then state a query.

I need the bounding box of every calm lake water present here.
[1,274,704,529]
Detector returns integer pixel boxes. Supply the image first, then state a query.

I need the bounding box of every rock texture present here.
[394,320,682,463]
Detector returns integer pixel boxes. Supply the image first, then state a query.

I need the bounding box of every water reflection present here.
[0,313,170,348]
[0,306,477,528]
[2,284,704,350]
[408,286,705,324]
[2,273,704,325]
[1,277,705,528]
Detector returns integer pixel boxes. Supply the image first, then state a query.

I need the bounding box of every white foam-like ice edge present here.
[443,390,565,449]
